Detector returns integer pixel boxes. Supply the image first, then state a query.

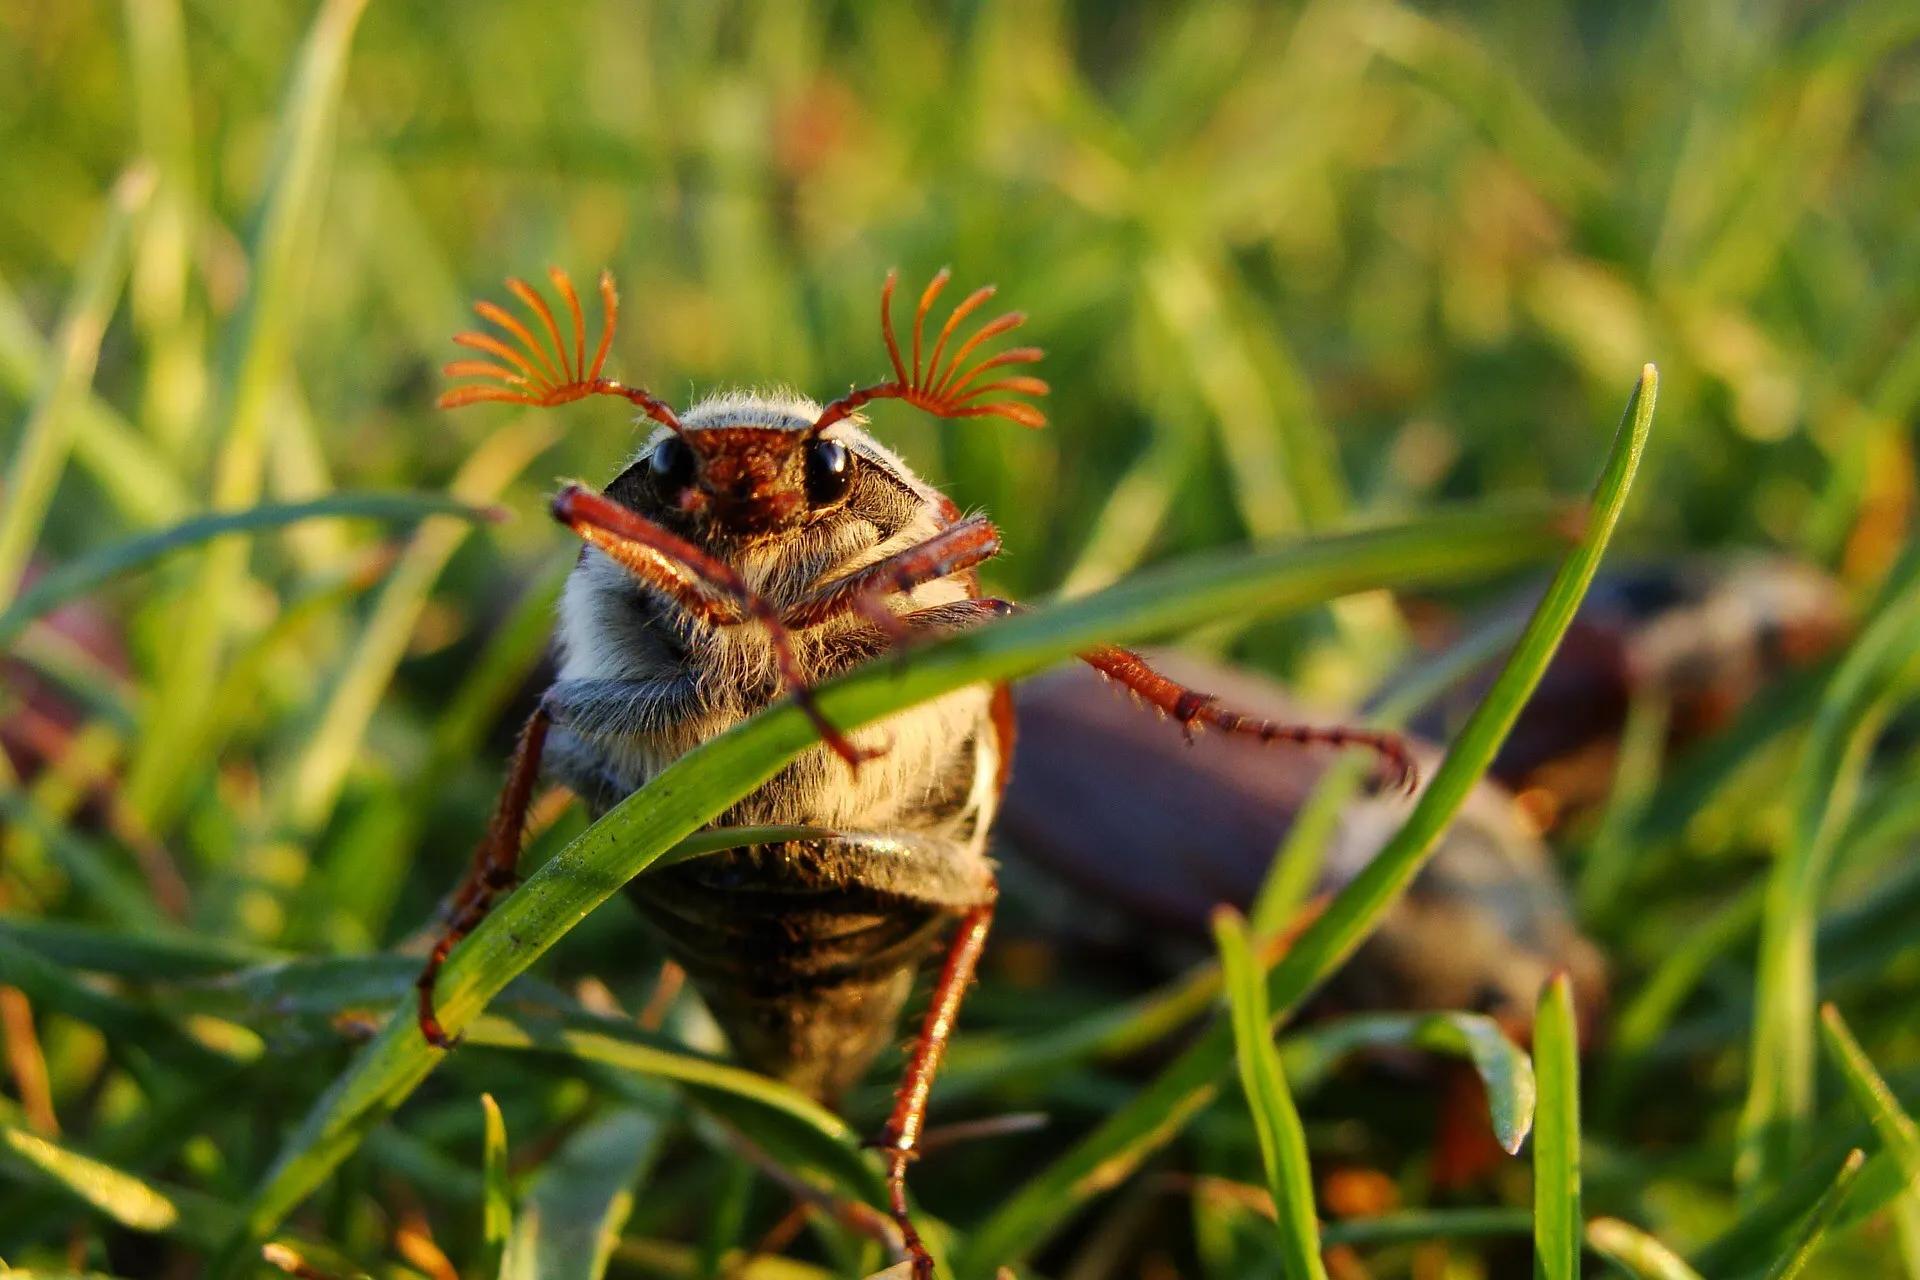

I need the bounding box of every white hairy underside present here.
[552,479,999,843]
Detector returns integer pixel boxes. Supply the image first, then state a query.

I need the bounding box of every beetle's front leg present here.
[415,706,551,1048]
[783,516,1002,633]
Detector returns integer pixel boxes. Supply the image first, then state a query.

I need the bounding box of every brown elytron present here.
[419,266,1417,1276]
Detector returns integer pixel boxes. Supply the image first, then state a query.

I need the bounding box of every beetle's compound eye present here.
[805,437,855,506]
[648,436,695,494]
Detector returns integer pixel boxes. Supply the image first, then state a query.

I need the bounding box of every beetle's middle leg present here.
[415,706,551,1047]
[782,516,1002,633]
[874,886,998,1280]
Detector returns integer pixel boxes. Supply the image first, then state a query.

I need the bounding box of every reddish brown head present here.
[630,405,854,543]
[436,266,1046,544]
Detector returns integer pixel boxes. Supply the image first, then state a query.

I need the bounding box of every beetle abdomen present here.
[628,839,988,1102]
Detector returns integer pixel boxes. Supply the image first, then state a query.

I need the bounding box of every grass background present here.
[1,1,1918,1277]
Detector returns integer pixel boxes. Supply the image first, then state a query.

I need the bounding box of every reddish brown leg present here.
[783,517,1002,630]
[890,595,1418,792]
[415,707,551,1048]
[875,890,997,1279]
[1081,645,1420,793]
[552,484,875,767]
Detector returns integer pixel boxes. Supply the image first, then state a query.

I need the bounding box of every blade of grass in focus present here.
[1213,908,1327,1280]
[1532,974,1580,1280]
[216,498,1575,1271]
[0,167,152,610]
[957,365,1656,1277]
[0,492,501,648]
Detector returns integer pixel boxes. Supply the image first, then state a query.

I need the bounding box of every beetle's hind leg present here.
[415,706,552,1048]
[873,889,998,1280]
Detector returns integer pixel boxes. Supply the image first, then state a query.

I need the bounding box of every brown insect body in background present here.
[1002,656,1606,1031]
[1416,556,1849,829]
[417,267,1417,1276]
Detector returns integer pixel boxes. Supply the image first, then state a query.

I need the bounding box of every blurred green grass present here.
[2,2,1919,1277]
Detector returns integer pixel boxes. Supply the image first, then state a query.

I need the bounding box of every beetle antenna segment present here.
[438,268,684,435]
[810,268,1048,434]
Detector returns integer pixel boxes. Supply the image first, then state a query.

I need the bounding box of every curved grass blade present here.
[216,497,1573,1271]
[0,166,152,610]
[958,365,1656,1277]
[481,1093,513,1278]
[1279,1012,1535,1153]
[0,492,499,648]
[1214,908,1328,1280]
[502,1104,668,1280]
[1586,1218,1705,1280]
[1532,974,1581,1280]
[1763,1149,1865,1280]
[1820,1004,1920,1184]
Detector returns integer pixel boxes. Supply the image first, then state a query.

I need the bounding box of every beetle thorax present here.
[549,390,996,832]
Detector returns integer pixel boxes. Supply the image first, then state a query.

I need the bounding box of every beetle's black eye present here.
[805,438,855,506]
[648,437,695,493]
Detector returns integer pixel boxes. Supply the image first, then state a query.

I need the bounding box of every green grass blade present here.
[1532,974,1581,1280]
[1820,1004,1920,1183]
[1213,908,1328,1280]
[0,1123,358,1272]
[1739,553,1920,1190]
[0,492,499,648]
[217,498,1571,1268]
[1319,1208,1531,1247]
[461,1007,885,1207]
[480,1093,513,1279]
[501,1105,669,1280]
[1,1124,184,1235]
[120,0,202,459]
[0,167,152,609]
[957,364,1656,1277]
[0,915,280,979]
[1280,1012,1535,1153]
[125,0,371,832]
[0,269,190,525]
[0,934,246,1071]
[1763,1149,1866,1280]
[1586,1218,1705,1280]
[272,416,553,839]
